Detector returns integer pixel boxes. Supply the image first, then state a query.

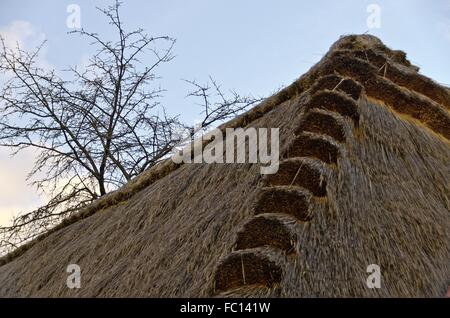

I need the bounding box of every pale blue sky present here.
[0,0,449,224]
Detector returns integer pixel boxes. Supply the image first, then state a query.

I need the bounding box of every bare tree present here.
[0,1,262,255]
[184,76,261,131]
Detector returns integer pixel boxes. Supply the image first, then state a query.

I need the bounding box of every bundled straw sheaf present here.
[0,34,449,298]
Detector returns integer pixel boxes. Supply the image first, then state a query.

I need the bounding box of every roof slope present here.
[0,35,449,297]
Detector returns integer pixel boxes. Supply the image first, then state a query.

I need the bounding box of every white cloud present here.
[0,148,44,226]
[0,20,44,50]
[0,145,88,227]
[0,20,51,71]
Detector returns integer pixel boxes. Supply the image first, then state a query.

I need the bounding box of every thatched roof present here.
[0,35,448,297]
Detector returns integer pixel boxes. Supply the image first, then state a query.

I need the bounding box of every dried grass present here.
[285,133,340,164]
[336,48,450,110]
[295,109,348,142]
[213,250,283,293]
[310,74,363,101]
[263,158,329,197]
[254,186,312,222]
[318,53,450,140]
[305,90,360,125]
[235,215,296,253]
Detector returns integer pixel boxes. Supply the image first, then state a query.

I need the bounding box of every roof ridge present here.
[317,53,450,140]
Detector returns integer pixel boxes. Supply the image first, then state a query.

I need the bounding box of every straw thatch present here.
[0,34,448,297]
